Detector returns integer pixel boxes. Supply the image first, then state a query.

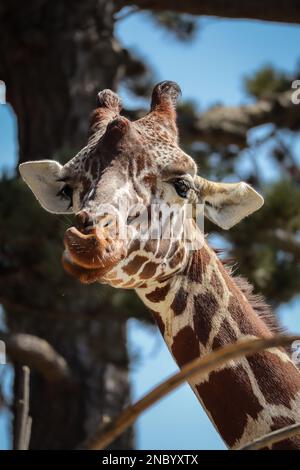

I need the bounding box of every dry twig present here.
[0,332,71,383]
[81,334,300,450]
[240,422,300,450]
[14,365,32,450]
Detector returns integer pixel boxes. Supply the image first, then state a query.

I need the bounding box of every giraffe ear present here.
[195,177,264,230]
[19,160,73,214]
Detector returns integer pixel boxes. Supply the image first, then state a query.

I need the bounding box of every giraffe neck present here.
[136,244,300,449]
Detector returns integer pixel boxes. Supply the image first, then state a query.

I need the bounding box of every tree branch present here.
[125,91,299,148]
[185,91,300,148]
[264,229,300,262]
[80,334,300,450]
[13,365,32,450]
[117,0,300,25]
[240,422,300,450]
[0,332,72,383]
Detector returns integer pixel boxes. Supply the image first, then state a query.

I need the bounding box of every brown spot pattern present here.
[128,239,140,254]
[123,255,147,276]
[271,416,295,431]
[228,295,271,338]
[169,247,185,269]
[166,241,180,259]
[171,326,200,367]
[146,283,170,303]
[187,248,211,283]
[193,291,219,346]
[272,437,300,450]
[143,173,157,194]
[212,318,237,351]
[196,365,264,447]
[210,271,224,298]
[170,287,188,316]
[144,239,160,255]
[135,153,146,176]
[218,258,275,336]
[140,262,158,279]
[247,351,300,408]
[154,239,170,259]
[270,417,300,450]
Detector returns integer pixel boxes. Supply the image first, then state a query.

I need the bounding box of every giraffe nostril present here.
[75,210,93,232]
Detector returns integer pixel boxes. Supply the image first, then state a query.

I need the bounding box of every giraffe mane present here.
[212,247,300,365]
[213,248,284,336]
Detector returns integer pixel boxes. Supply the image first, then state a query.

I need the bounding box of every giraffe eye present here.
[57,184,73,208]
[172,179,190,198]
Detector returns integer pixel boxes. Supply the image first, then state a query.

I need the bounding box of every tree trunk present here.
[117,0,300,25]
[0,0,123,164]
[0,0,134,449]
[9,312,132,450]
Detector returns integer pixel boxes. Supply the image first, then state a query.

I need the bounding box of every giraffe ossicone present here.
[19,81,300,449]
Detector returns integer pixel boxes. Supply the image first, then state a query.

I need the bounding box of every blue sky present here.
[116,14,300,109]
[0,13,300,450]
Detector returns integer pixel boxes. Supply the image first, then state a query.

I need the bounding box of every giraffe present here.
[19,81,300,449]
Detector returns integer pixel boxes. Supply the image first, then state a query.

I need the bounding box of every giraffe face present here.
[57,116,199,286]
[19,82,264,288]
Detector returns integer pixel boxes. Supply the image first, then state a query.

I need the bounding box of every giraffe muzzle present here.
[62,225,126,283]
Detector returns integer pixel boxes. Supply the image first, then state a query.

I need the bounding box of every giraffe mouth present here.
[62,226,126,283]
[62,253,108,284]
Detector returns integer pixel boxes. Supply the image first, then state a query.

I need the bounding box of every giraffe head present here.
[19,81,263,288]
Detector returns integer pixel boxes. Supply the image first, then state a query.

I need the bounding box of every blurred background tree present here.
[0,0,299,449]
